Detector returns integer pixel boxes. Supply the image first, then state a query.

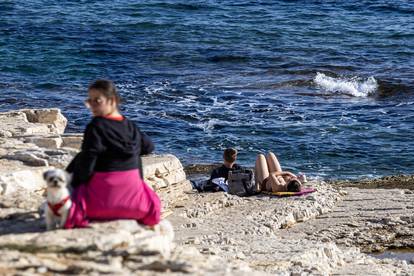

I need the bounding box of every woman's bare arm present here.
[271,171,296,178]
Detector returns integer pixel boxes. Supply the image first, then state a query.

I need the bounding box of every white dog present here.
[43,169,72,230]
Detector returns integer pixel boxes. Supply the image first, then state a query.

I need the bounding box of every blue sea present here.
[1,0,413,180]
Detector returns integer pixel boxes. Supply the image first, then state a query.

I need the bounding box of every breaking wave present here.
[314,72,378,97]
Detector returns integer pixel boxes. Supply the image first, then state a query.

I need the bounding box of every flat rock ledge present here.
[0,220,249,275]
[0,109,191,208]
[168,181,413,275]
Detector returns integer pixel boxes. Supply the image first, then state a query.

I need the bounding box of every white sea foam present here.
[189,118,220,133]
[314,72,378,97]
[396,101,414,107]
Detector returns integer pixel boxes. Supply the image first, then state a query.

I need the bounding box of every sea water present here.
[0,0,413,179]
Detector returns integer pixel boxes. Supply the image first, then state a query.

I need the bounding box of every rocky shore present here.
[0,109,413,275]
[332,175,414,190]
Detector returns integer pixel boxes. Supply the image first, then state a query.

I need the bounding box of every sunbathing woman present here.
[65,79,161,228]
[255,152,303,193]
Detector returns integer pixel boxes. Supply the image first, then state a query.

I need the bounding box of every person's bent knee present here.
[267,151,278,160]
[256,153,266,162]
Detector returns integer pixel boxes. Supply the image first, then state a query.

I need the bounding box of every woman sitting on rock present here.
[65,79,161,228]
[201,148,242,192]
[255,151,304,193]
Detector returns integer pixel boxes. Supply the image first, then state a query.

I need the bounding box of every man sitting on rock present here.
[202,148,242,192]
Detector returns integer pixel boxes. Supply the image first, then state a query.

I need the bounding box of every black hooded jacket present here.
[66,116,154,187]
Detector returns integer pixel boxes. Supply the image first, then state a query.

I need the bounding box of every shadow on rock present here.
[0,211,44,235]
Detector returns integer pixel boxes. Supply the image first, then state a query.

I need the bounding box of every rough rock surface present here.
[1,109,413,275]
[333,175,414,190]
[143,154,192,210]
[168,181,414,275]
[0,185,254,275]
[1,178,413,275]
[280,187,414,253]
[0,109,67,137]
[0,109,191,208]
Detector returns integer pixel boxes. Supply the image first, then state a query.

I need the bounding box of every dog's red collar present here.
[48,196,71,217]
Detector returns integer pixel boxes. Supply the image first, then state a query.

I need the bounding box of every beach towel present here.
[262,187,316,197]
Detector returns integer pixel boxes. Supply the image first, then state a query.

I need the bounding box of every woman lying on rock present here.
[255,151,305,193]
[64,79,161,228]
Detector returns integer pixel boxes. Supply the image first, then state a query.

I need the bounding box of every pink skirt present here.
[64,169,161,228]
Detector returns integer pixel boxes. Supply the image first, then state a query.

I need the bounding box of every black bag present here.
[227,169,258,197]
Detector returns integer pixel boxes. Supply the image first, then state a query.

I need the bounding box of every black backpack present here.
[227,169,258,197]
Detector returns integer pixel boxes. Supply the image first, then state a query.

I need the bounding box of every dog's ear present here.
[43,170,51,180]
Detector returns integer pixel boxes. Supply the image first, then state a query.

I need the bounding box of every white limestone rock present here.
[141,155,192,209]
[61,133,83,149]
[142,154,189,190]
[3,151,49,167]
[20,108,67,134]
[0,108,67,137]
[0,152,190,206]
[0,166,47,195]
[0,111,51,137]
[24,136,63,149]
[0,220,174,256]
[0,130,12,138]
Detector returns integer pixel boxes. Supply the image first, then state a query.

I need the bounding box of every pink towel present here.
[262,187,317,197]
[64,169,161,228]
